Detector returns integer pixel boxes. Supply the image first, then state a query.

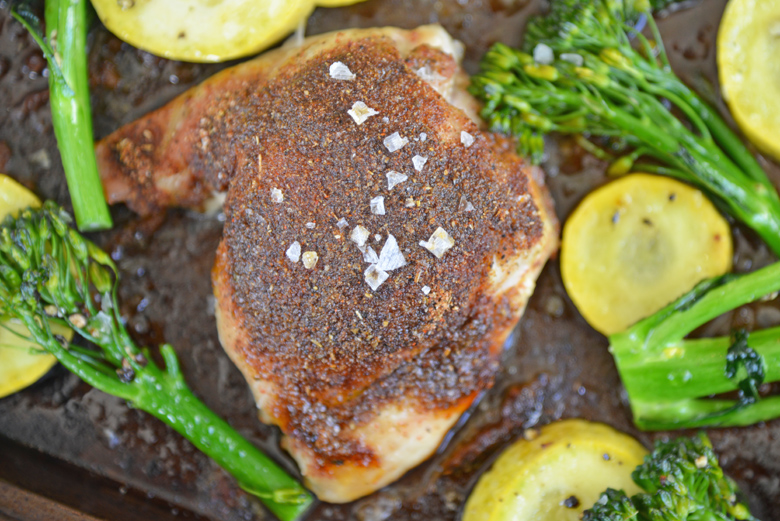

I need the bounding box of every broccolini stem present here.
[12,0,112,231]
[611,262,780,430]
[0,203,312,521]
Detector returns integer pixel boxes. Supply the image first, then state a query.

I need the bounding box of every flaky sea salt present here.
[420,227,455,259]
[560,53,584,67]
[364,264,389,291]
[420,132,427,142]
[329,62,355,80]
[271,188,284,203]
[405,197,415,208]
[533,43,554,65]
[376,234,406,271]
[347,101,378,125]
[286,241,301,263]
[302,251,318,269]
[350,225,370,248]
[422,285,431,295]
[336,218,349,229]
[383,132,409,152]
[386,171,408,190]
[459,195,475,212]
[412,155,427,172]
[415,65,443,83]
[370,196,385,215]
[305,222,316,229]
[362,246,379,264]
[461,131,474,147]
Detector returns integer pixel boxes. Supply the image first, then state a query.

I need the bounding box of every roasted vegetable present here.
[91,0,367,63]
[0,175,74,398]
[583,433,755,520]
[561,174,732,335]
[611,261,780,430]
[11,0,112,231]
[463,420,647,521]
[0,201,312,521]
[470,0,780,256]
[718,0,780,161]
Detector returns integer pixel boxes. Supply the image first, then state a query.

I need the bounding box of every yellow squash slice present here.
[561,174,732,336]
[463,420,647,521]
[718,0,780,160]
[92,0,367,63]
[0,174,72,399]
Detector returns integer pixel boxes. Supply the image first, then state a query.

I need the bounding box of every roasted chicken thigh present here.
[96,25,558,503]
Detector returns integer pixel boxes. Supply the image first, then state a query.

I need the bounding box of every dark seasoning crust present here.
[207,35,543,466]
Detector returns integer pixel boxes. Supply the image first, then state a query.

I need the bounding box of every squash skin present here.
[718,0,780,161]
[463,420,647,521]
[91,0,367,63]
[561,174,733,336]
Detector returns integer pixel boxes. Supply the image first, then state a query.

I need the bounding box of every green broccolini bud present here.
[503,94,531,113]
[607,155,636,176]
[581,488,638,521]
[600,48,633,71]
[521,112,554,131]
[484,43,522,71]
[523,63,559,81]
[574,67,611,87]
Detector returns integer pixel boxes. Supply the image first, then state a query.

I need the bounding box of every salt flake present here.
[329,62,355,80]
[422,285,431,295]
[370,196,386,215]
[461,131,474,147]
[560,53,584,67]
[286,241,301,263]
[533,43,554,65]
[271,188,284,203]
[412,155,427,172]
[383,132,408,152]
[415,65,444,83]
[305,222,316,229]
[364,265,389,291]
[420,227,455,259]
[386,171,408,190]
[348,101,378,125]
[350,225,370,248]
[376,234,407,271]
[420,132,427,142]
[336,218,349,229]
[459,195,475,213]
[362,246,379,264]
[302,251,319,269]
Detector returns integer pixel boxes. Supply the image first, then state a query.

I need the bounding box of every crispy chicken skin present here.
[96,26,558,503]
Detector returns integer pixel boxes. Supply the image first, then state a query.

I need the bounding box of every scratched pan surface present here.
[1,0,780,520]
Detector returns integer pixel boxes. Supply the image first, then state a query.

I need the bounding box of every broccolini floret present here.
[0,203,311,521]
[470,0,780,255]
[584,434,755,521]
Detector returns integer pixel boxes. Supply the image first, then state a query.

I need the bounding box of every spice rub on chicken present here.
[95,25,558,503]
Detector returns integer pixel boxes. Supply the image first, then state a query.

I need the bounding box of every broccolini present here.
[470,0,780,255]
[0,203,312,521]
[610,261,780,430]
[12,0,113,231]
[583,434,755,521]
